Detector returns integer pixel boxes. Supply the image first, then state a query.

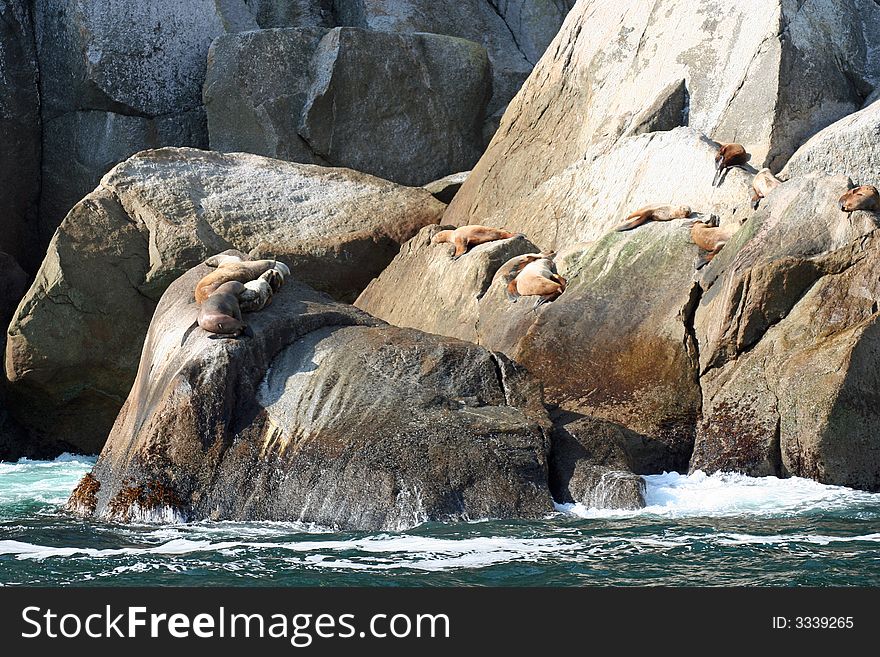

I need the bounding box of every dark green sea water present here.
[1,455,879,586]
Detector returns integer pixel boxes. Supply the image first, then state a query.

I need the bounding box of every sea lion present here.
[838,185,880,212]
[750,168,782,209]
[197,281,248,336]
[432,225,520,259]
[689,214,734,269]
[614,204,692,231]
[713,142,750,186]
[195,256,291,304]
[506,254,567,307]
[239,269,284,312]
[494,252,553,301]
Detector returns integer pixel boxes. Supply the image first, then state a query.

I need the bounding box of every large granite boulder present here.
[445,0,880,231]
[205,28,329,164]
[67,256,554,530]
[33,0,258,244]
[5,148,443,455]
[781,98,880,186]
[691,173,880,491]
[0,0,41,272]
[332,0,576,136]
[206,27,492,187]
[356,225,541,343]
[356,128,754,473]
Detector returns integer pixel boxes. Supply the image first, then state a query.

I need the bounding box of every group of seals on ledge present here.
[612,141,880,269]
[194,254,291,336]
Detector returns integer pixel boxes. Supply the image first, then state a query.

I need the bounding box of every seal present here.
[713,142,750,187]
[689,214,734,269]
[505,254,567,307]
[839,185,880,212]
[195,255,291,304]
[239,269,284,312]
[614,204,692,231]
[197,281,248,336]
[750,168,782,209]
[432,225,520,259]
[494,252,552,301]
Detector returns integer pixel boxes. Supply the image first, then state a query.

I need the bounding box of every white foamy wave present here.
[0,534,576,571]
[556,470,880,519]
[0,454,96,507]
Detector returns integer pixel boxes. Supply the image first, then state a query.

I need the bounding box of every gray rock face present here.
[0,251,27,343]
[301,28,491,186]
[549,413,646,509]
[423,171,470,204]
[332,0,575,136]
[0,0,41,272]
[32,0,257,244]
[691,174,880,490]
[204,28,329,164]
[39,109,207,248]
[245,0,332,27]
[207,27,492,187]
[356,225,540,343]
[781,99,880,186]
[68,256,554,529]
[6,148,444,455]
[445,0,880,231]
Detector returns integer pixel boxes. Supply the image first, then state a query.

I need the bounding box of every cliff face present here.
[1,1,878,528]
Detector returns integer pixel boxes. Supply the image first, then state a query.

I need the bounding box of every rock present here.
[445,0,880,231]
[68,255,554,529]
[39,109,208,248]
[0,0,41,272]
[355,225,540,343]
[245,0,332,27]
[1,252,27,341]
[204,27,329,164]
[549,412,646,509]
[691,174,880,490]
[206,27,491,187]
[332,0,575,136]
[6,148,444,454]
[423,171,470,204]
[781,99,880,186]
[5,189,156,456]
[452,127,754,252]
[476,224,704,474]
[299,28,491,186]
[356,128,754,473]
[32,0,257,243]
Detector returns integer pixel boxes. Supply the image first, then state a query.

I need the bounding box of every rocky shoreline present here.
[2,1,880,531]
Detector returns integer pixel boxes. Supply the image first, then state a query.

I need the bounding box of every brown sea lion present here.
[614,204,692,231]
[750,168,782,209]
[713,142,750,186]
[197,281,247,335]
[195,256,291,304]
[494,252,552,301]
[432,225,520,259]
[839,185,880,212]
[506,254,567,308]
[689,215,734,269]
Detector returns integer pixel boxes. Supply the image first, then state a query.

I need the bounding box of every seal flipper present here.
[180,319,199,347]
[615,213,649,232]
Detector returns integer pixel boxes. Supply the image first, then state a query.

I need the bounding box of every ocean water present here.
[1,455,879,586]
